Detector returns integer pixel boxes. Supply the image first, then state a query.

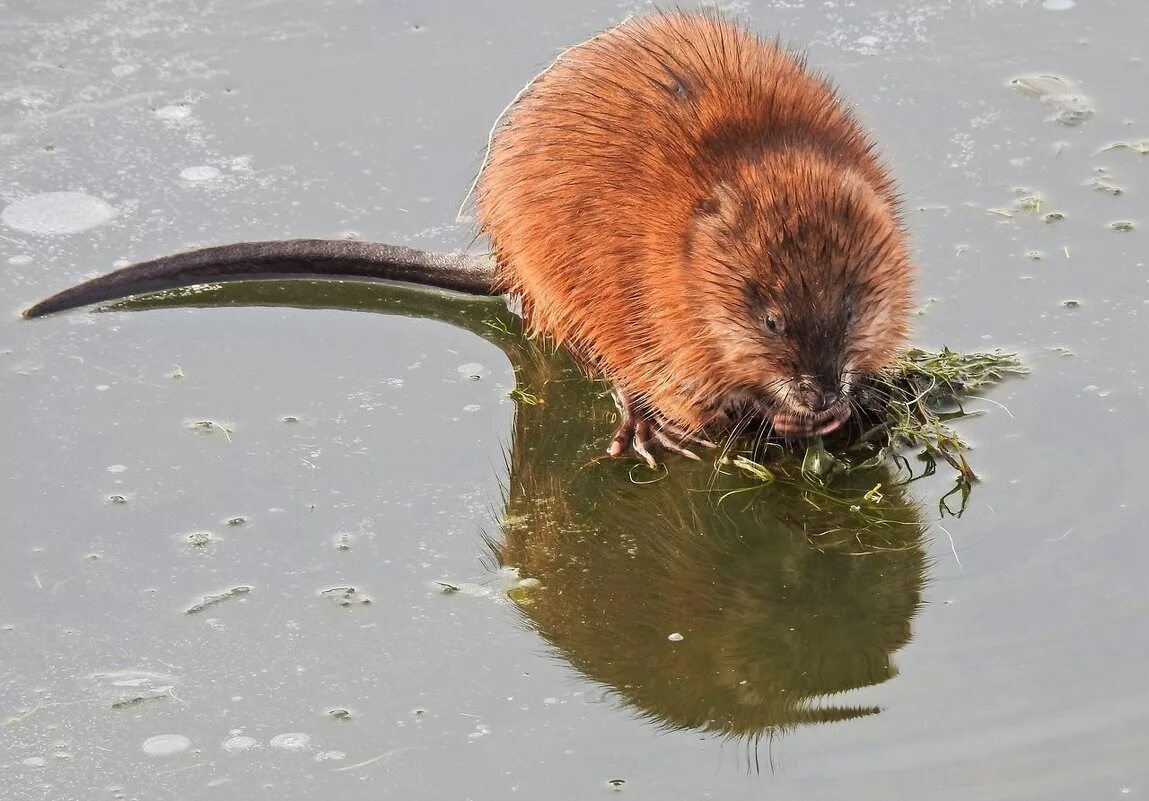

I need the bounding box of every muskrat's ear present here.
[695,182,739,219]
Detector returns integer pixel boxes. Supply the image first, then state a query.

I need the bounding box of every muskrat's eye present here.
[765,312,784,335]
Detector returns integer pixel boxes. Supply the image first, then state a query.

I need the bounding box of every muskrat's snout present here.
[770,376,852,438]
[796,378,840,414]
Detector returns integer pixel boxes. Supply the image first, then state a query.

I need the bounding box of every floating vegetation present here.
[1099,140,1149,156]
[320,586,372,607]
[185,585,251,614]
[186,419,233,441]
[1009,74,1093,127]
[1088,169,1124,196]
[1110,220,1136,232]
[509,387,544,406]
[1012,189,1043,213]
[184,531,216,549]
[728,347,1026,517]
[111,690,172,710]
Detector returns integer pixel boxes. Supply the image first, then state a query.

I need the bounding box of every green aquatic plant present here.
[729,347,1026,517]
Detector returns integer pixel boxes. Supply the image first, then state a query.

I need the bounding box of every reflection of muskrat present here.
[23,12,914,465]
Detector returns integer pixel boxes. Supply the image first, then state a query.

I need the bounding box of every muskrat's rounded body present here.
[476,13,913,451]
[23,12,915,466]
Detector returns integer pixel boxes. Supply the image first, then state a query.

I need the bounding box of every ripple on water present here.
[1,192,116,235]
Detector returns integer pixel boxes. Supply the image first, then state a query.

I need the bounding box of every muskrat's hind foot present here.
[607,389,716,468]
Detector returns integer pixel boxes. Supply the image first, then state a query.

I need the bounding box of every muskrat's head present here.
[686,157,914,438]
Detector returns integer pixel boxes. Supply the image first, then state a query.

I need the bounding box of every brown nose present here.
[798,379,839,413]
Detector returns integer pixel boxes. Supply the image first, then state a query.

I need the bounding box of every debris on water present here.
[185,585,252,614]
[667,632,684,642]
[184,531,216,549]
[186,419,234,441]
[457,362,488,381]
[327,708,354,722]
[1088,169,1124,196]
[112,689,172,709]
[1099,140,1149,156]
[334,532,353,551]
[1110,220,1136,232]
[107,494,128,505]
[1043,212,1065,223]
[320,586,372,607]
[1009,74,1093,126]
[1012,189,1043,213]
[1063,300,1081,309]
[225,516,248,527]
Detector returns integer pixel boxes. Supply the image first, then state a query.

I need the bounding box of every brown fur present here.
[476,12,914,437]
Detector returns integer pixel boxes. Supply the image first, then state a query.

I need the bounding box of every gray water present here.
[2,1,1147,799]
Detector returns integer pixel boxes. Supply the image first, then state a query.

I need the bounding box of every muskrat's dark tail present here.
[22,239,499,318]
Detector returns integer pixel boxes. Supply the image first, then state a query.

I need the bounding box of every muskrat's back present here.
[475,13,899,431]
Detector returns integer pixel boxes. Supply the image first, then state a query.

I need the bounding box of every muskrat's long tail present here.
[22,239,498,318]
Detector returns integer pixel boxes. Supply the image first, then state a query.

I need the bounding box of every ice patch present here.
[179,165,222,182]
[142,734,191,756]
[2,192,116,235]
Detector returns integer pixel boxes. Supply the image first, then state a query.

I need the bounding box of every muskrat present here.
[22,12,914,466]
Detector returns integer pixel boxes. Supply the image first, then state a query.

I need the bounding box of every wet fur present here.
[476,12,914,436]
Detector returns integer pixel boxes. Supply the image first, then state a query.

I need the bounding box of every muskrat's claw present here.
[608,389,715,467]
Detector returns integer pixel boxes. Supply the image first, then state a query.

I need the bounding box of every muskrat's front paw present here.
[607,390,715,468]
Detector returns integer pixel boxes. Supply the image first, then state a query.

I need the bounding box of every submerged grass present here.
[728,347,1026,518]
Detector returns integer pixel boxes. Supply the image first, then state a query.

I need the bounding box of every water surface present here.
[2,1,1147,799]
